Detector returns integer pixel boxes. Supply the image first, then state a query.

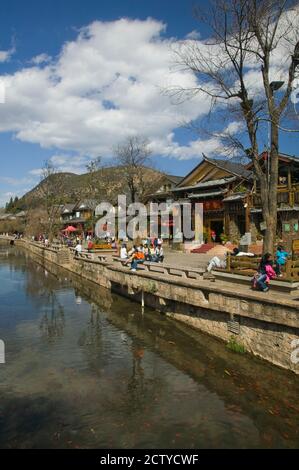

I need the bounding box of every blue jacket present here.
[276,250,288,265]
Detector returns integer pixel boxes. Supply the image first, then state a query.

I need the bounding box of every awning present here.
[188,190,225,199]
[251,205,299,213]
[172,177,236,192]
[62,226,77,232]
[223,193,246,202]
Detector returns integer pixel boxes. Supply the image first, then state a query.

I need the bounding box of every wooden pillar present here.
[288,165,292,190]
[227,252,231,272]
[245,195,250,233]
[288,165,293,207]
[224,210,230,237]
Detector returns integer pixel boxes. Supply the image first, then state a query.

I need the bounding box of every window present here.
[283,223,290,232]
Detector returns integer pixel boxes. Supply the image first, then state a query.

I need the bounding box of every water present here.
[0,245,299,449]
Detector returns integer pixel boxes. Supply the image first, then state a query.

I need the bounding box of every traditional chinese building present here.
[172,155,252,243]
[249,152,299,249]
[148,152,299,249]
[61,200,98,233]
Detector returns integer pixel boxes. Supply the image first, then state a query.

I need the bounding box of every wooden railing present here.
[225,253,299,281]
[252,185,299,208]
[285,259,299,280]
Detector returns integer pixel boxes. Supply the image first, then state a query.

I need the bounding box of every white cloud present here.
[28,168,44,177]
[0,18,212,162]
[0,176,35,186]
[185,30,201,40]
[0,13,295,166]
[30,53,52,65]
[0,48,14,63]
[150,132,222,160]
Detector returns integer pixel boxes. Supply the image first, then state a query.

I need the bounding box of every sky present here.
[0,0,298,207]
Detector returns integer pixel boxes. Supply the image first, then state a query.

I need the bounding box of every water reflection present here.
[0,245,299,449]
[40,293,65,341]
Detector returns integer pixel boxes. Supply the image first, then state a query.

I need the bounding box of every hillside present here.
[15,165,166,210]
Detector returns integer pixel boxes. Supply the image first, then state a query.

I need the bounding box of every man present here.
[153,244,164,263]
[130,248,145,272]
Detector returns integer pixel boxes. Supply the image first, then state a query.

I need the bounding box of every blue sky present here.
[0,0,298,207]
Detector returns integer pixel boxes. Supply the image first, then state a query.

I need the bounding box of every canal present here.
[0,245,299,449]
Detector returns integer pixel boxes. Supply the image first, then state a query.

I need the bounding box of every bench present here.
[221,253,299,282]
[73,250,108,263]
[112,256,204,280]
[212,269,299,293]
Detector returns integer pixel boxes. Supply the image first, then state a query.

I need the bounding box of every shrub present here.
[227,336,246,354]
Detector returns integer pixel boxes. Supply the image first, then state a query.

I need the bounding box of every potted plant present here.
[220,233,228,245]
[203,230,208,244]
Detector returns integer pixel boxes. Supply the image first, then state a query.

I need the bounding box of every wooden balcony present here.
[252,185,299,208]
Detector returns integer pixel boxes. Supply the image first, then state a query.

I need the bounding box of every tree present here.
[114,136,152,203]
[85,156,104,199]
[172,0,299,253]
[38,160,71,240]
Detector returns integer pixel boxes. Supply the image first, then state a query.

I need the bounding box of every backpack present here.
[252,272,260,289]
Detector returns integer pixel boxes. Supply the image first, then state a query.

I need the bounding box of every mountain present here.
[14,166,166,210]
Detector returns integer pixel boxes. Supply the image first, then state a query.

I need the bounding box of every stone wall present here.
[21,240,299,375]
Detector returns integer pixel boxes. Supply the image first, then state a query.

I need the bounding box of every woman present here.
[255,253,276,292]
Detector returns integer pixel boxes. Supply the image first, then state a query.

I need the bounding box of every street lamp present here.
[270,81,285,93]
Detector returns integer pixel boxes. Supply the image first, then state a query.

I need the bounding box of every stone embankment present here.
[11,239,299,375]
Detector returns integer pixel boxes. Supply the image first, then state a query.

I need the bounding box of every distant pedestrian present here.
[75,242,82,256]
[120,244,128,259]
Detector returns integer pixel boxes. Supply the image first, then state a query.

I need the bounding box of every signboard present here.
[292,239,299,254]
[173,232,183,243]
[240,232,252,246]
[260,221,267,231]
[94,244,112,250]
[203,200,223,211]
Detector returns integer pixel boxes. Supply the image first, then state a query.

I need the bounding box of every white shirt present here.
[120,247,128,259]
[75,244,82,253]
[236,252,255,257]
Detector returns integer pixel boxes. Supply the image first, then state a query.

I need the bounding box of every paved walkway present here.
[164,250,213,269]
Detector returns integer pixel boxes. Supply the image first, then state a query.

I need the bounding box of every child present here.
[275,245,288,276]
